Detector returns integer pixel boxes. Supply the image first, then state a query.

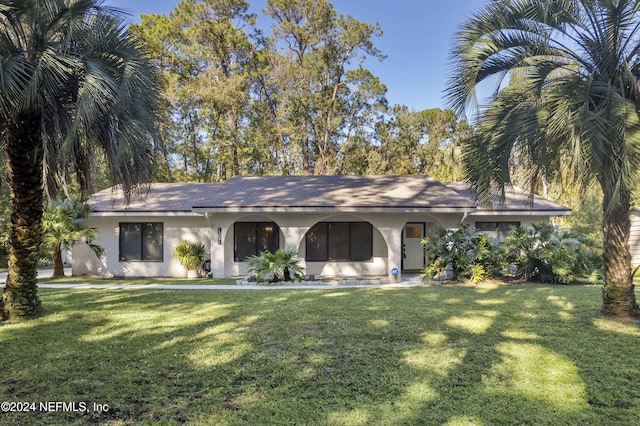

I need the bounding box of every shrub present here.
[246,248,305,283]
[422,224,503,282]
[422,223,603,284]
[502,223,602,284]
[469,264,489,284]
[174,240,206,271]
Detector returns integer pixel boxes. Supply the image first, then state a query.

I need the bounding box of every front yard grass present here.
[37,276,238,285]
[1,283,639,425]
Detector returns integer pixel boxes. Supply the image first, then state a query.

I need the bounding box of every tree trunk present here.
[53,243,66,278]
[227,108,240,177]
[2,114,45,321]
[601,181,639,317]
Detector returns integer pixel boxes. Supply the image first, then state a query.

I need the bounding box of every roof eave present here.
[191,206,477,214]
[90,211,201,217]
[468,210,572,216]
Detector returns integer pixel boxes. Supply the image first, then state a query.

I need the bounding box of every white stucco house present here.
[72,175,571,279]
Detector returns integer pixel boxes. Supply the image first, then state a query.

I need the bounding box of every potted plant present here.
[174,240,206,278]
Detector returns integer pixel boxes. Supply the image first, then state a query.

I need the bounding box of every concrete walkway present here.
[1,269,426,290]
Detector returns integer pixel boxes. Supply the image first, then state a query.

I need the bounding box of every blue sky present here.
[105,0,480,111]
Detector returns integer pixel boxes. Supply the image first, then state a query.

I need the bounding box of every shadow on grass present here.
[0,285,639,425]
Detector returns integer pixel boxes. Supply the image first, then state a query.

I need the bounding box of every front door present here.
[403,223,425,271]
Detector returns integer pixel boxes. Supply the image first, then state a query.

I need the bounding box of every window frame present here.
[119,222,164,262]
[305,222,373,262]
[234,222,280,262]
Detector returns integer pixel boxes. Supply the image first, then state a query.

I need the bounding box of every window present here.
[475,221,520,240]
[234,222,279,261]
[119,222,163,261]
[405,225,423,239]
[306,222,373,262]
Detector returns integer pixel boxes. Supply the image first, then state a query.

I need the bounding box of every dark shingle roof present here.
[90,183,215,212]
[195,175,476,209]
[90,176,476,212]
[445,182,571,213]
[89,176,569,213]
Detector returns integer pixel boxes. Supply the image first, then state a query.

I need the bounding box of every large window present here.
[234,222,280,261]
[119,222,163,261]
[306,222,373,262]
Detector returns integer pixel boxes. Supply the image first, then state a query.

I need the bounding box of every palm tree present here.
[0,0,159,321]
[42,198,104,278]
[447,0,640,316]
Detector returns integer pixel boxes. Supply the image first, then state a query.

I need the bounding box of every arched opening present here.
[221,214,285,277]
[300,215,388,278]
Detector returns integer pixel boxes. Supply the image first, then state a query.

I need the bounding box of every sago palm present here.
[447,0,640,316]
[0,0,159,321]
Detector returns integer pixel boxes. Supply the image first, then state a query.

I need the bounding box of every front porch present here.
[205,211,461,280]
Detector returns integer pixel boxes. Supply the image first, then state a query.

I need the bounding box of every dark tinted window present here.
[351,222,373,261]
[305,223,328,261]
[234,222,280,261]
[120,223,163,262]
[306,222,373,262]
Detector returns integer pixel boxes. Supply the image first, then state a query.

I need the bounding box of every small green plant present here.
[174,240,206,271]
[469,264,488,283]
[246,248,305,283]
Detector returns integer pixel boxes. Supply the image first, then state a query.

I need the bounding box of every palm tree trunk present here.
[601,183,639,317]
[2,114,45,321]
[53,244,66,278]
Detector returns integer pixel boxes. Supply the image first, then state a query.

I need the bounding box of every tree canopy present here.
[133,0,470,180]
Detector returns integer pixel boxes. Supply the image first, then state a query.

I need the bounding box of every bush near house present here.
[422,223,603,284]
[422,225,503,283]
[173,240,206,271]
[246,248,305,283]
[503,223,603,284]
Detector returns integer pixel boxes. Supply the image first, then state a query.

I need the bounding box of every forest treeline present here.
[131,0,471,182]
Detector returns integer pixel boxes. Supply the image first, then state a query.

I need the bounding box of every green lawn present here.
[37,276,238,285]
[1,283,639,425]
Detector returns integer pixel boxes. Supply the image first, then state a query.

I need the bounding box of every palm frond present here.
[0,0,159,200]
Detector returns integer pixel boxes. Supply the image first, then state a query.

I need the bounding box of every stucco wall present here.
[74,210,563,279]
[73,214,211,278]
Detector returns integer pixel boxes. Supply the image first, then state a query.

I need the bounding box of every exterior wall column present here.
[209,219,233,278]
[280,226,307,251]
[377,226,403,280]
[280,225,310,273]
[364,217,406,280]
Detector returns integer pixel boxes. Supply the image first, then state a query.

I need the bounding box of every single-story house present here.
[72,175,571,279]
